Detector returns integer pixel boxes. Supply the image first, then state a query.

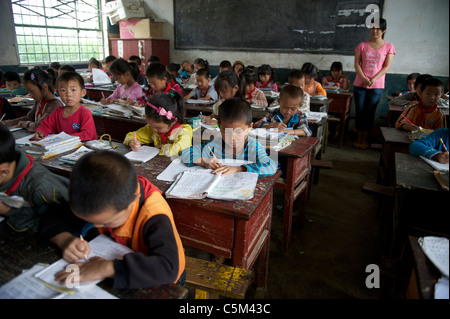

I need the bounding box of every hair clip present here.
[147,102,175,120]
[30,73,35,80]
[168,92,175,98]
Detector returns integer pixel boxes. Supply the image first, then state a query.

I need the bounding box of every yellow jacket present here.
[124,123,193,157]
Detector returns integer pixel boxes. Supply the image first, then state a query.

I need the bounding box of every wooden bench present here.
[185,256,253,299]
[362,181,395,198]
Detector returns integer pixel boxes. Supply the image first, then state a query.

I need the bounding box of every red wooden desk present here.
[275,137,319,251]
[86,86,114,102]
[16,138,280,291]
[326,92,353,147]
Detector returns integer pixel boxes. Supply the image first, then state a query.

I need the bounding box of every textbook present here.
[33,234,133,294]
[419,155,449,172]
[165,170,259,200]
[26,132,83,159]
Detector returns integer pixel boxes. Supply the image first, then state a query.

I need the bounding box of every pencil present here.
[101,91,105,99]
[401,114,418,127]
[207,146,218,160]
[440,138,448,152]
[0,113,6,122]
[134,132,137,142]
[79,235,88,260]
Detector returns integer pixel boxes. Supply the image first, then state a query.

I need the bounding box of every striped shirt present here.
[245,87,268,107]
[255,110,312,137]
[181,136,277,177]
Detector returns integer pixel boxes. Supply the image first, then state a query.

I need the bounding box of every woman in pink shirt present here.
[353,18,395,149]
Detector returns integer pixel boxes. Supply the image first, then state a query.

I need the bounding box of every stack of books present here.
[26,132,82,159]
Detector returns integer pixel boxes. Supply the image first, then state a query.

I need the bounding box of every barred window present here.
[12,0,105,65]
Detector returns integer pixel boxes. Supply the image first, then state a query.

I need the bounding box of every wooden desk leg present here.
[338,113,346,148]
[283,158,296,252]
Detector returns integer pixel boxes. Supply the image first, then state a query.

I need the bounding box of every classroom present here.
[0,0,448,307]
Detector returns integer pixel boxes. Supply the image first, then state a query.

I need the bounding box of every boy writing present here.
[255,84,312,137]
[183,68,218,102]
[34,71,97,141]
[40,151,186,289]
[0,71,28,96]
[0,124,69,232]
[409,128,449,164]
[182,98,277,177]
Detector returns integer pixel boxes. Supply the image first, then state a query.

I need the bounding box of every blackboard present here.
[174,0,384,55]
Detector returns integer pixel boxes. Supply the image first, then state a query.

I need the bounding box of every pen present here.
[0,113,5,122]
[401,115,418,127]
[207,145,218,160]
[79,235,88,260]
[276,114,283,123]
[200,112,203,120]
[440,138,448,153]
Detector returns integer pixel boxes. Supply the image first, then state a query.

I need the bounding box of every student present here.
[255,84,312,137]
[409,128,449,164]
[201,70,245,125]
[103,55,117,72]
[0,97,15,122]
[0,71,29,96]
[166,63,182,84]
[100,58,143,105]
[86,57,103,83]
[233,61,245,75]
[58,65,76,78]
[186,58,209,85]
[269,70,311,113]
[256,64,278,92]
[183,68,218,102]
[391,72,420,97]
[301,62,327,97]
[0,124,69,232]
[49,62,61,73]
[3,68,62,132]
[45,68,58,89]
[395,78,447,131]
[211,60,232,85]
[182,98,277,177]
[144,62,182,98]
[243,70,268,107]
[322,62,349,91]
[353,18,395,149]
[40,150,186,289]
[128,55,148,87]
[148,55,160,64]
[178,61,193,82]
[124,92,192,157]
[34,71,97,141]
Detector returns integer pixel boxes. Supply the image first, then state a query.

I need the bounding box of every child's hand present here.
[128,140,141,152]
[52,233,91,263]
[403,123,420,132]
[201,157,222,170]
[268,122,287,130]
[432,152,450,164]
[0,202,11,215]
[54,257,114,286]
[155,144,163,149]
[100,98,111,105]
[212,165,245,176]
[34,131,45,140]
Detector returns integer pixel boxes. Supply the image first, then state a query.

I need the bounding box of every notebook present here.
[165,170,259,200]
[124,145,160,163]
[418,236,449,277]
[419,155,449,172]
[59,145,93,165]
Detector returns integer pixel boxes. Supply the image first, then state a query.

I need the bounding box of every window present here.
[12,0,105,65]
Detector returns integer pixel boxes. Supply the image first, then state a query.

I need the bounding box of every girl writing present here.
[124,92,193,157]
[256,64,278,92]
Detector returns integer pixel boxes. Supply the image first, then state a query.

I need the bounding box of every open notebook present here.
[419,155,449,172]
[165,170,259,200]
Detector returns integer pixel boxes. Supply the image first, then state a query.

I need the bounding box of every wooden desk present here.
[0,222,188,299]
[14,136,280,291]
[377,127,411,185]
[274,137,319,251]
[310,97,333,113]
[85,86,115,101]
[326,92,353,147]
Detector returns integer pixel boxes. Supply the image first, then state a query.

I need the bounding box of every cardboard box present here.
[105,0,145,25]
[119,19,163,39]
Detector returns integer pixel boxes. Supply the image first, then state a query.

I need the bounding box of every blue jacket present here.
[409,128,449,159]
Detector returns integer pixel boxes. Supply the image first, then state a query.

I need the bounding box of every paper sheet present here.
[418,236,449,277]
[92,68,112,86]
[156,159,206,182]
[15,134,35,145]
[124,145,160,163]
[419,155,449,172]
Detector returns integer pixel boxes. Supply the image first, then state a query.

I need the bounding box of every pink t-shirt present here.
[109,81,143,100]
[353,41,396,89]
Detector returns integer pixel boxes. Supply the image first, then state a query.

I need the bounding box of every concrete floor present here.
[252,132,386,299]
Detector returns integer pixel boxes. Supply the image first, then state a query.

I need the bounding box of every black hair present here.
[109,58,140,81]
[214,70,245,99]
[194,58,209,71]
[69,151,138,217]
[279,84,304,101]
[0,124,16,164]
[301,62,320,79]
[56,71,85,89]
[330,62,343,72]
[288,70,306,83]
[242,69,258,85]
[49,62,61,70]
[88,57,102,69]
[166,63,180,73]
[148,55,160,63]
[257,64,276,82]
[233,61,245,73]
[146,62,169,80]
[45,68,57,87]
[59,65,76,72]
[217,98,252,126]
[196,68,210,79]
[104,55,117,64]
[145,91,185,125]
[23,67,54,93]
[3,71,21,83]
[219,60,232,69]
[414,74,433,90]
[420,78,443,92]
[407,73,420,81]
[128,55,142,66]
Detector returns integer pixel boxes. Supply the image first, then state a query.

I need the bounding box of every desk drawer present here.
[291,155,310,185]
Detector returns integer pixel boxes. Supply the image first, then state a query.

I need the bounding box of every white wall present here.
[142,0,449,76]
[0,1,19,66]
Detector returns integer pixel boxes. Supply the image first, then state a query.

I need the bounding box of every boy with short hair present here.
[255,84,312,137]
[41,150,186,289]
[0,124,69,231]
[211,60,232,85]
[183,68,218,102]
[1,71,29,96]
[182,98,277,177]
[395,78,447,131]
[34,71,97,141]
